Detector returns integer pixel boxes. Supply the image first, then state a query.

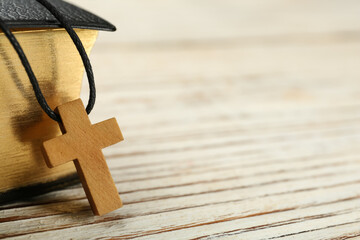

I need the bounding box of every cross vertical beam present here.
[42,99,123,216]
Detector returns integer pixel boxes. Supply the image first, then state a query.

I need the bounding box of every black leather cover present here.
[0,0,116,31]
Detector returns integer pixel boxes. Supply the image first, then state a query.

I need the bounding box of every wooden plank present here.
[4,184,360,239]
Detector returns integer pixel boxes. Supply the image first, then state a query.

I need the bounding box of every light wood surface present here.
[42,99,123,216]
[1,0,360,239]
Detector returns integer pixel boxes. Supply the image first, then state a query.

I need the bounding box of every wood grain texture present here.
[42,99,123,216]
[1,0,360,239]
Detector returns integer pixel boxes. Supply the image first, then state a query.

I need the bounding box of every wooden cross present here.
[41,99,123,216]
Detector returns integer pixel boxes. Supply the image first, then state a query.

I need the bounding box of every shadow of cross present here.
[41,99,123,216]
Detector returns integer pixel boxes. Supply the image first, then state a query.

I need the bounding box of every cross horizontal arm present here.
[92,118,124,149]
[42,134,77,168]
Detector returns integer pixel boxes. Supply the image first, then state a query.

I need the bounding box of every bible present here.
[0,0,116,204]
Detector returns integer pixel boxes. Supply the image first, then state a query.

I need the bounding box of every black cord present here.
[0,0,96,122]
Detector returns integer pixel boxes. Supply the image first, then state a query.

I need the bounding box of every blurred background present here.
[75,0,360,123]
[74,0,360,164]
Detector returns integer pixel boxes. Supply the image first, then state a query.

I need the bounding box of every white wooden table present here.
[2,0,360,239]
